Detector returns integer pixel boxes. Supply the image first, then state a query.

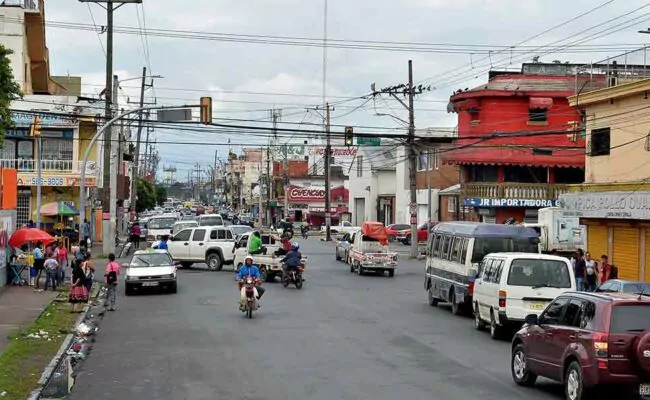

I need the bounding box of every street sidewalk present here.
[0,286,58,354]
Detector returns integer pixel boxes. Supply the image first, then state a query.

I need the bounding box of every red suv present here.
[399,222,433,245]
[511,292,650,400]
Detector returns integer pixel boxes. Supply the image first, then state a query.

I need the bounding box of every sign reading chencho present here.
[559,191,650,220]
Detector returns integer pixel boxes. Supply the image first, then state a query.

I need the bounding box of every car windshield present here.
[610,305,650,333]
[230,226,253,236]
[391,224,409,231]
[471,237,539,263]
[148,218,176,229]
[506,259,571,288]
[200,216,223,226]
[130,253,173,267]
[622,283,650,294]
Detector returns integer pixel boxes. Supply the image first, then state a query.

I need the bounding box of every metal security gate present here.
[613,227,640,281]
[587,225,608,262]
[16,191,31,228]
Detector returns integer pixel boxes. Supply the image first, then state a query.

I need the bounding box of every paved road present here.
[68,239,564,400]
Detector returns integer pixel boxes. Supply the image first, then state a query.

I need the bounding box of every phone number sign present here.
[17,174,97,187]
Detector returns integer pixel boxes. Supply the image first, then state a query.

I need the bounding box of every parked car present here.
[596,279,650,294]
[399,222,433,245]
[511,291,650,399]
[473,253,576,340]
[385,224,410,242]
[124,250,177,295]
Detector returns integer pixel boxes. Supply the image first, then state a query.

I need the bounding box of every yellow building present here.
[560,78,650,281]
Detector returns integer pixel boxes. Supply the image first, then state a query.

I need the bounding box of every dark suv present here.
[510,291,650,400]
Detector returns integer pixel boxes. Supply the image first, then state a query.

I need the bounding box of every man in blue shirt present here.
[33,241,45,289]
[236,255,266,309]
[157,235,169,251]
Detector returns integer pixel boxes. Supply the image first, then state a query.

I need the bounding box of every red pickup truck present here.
[399,222,434,245]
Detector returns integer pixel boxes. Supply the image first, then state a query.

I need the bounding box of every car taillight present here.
[594,332,609,358]
[468,281,475,296]
[498,290,506,308]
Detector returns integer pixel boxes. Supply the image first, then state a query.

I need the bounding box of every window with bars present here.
[17,193,31,228]
[41,138,73,161]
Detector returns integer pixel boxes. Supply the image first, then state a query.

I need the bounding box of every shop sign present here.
[17,173,97,187]
[11,111,78,128]
[308,207,337,213]
[308,147,358,157]
[464,198,559,207]
[289,187,326,202]
[559,191,650,220]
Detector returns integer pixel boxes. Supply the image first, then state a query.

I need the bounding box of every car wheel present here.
[259,267,268,282]
[180,262,192,269]
[170,282,178,294]
[206,254,223,271]
[490,311,504,340]
[335,250,341,261]
[403,236,411,246]
[388,269,394,278]
[450,289,462,316]
[427,287,439,307]
[474,303,486,330]
[350,263,355,273]
[511,344,537,386]
[388,234,396,242]
[565,361,586,400]
[356,262,364,276]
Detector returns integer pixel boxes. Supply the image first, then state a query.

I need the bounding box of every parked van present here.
[472,252,575,340]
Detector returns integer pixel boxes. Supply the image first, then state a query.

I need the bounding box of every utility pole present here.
[102,0,114,210]
[213,150,218,203]
[370,60,430,258]
[324,103,332,241]
[407,60,418,259]
[258,146,264,226]
[266,146,271,226]
[143,123,153,176]
[130,66,147,215]
[283,143,289,221]
[106,74,119,255]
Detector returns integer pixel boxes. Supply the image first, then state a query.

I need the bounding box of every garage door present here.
[587,225,608,262]
[613,227,640,281]
[354,198,365,226]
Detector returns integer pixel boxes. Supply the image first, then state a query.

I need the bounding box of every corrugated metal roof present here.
[442,146,584,168]
[459,75,607,95]
[361,147,397,171]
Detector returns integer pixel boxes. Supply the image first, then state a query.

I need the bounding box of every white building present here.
[348,146,400,226]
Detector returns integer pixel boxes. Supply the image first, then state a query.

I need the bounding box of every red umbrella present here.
[9,228,56,248]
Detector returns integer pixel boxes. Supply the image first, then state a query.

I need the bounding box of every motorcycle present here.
[282,264,305,289]
[238,277,261,318]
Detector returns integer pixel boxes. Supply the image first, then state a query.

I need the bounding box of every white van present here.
[472,252,575,340]
[197,214,224,227]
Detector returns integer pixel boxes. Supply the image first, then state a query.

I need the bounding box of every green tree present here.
[155,185,167,207]
[0,44,22,147]
[135,178,156,212]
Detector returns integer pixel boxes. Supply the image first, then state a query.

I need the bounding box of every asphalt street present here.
[68,239,565,400]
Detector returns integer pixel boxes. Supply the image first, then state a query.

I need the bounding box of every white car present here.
[124,250,178,295]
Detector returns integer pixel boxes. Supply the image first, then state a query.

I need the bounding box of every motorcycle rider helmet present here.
[291,242,300,251]
[244,255,254,264]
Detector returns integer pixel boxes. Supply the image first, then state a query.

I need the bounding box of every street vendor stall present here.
[8,228,55,286]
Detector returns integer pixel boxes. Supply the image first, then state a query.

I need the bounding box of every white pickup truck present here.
[348,231,398,277]
[166,226,235,271]
[321,221,359,236]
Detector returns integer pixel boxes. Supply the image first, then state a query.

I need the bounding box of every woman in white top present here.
[584,252,599,292]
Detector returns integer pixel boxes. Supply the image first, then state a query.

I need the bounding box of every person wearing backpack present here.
[104,253,121,311]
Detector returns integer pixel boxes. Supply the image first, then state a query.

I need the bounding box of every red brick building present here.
[444,63,607,223]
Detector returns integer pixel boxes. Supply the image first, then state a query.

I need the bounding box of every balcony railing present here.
[462,182,570,200]
[0,159,97,175]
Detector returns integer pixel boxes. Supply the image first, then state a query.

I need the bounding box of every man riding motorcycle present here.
[236,255,266,311]
[281,242,302,277]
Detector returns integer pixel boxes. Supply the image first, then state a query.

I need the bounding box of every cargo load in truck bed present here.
[361,221,388,246]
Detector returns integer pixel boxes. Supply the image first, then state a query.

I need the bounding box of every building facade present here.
[560,78,650,282]
[348,147,397,226]
[445,63,607,224]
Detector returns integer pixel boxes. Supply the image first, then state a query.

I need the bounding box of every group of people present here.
[572,249,618,292]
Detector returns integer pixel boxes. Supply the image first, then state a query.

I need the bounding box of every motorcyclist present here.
[274,234,292,257]
[236,255,266,310]
[282,218,294,238]
[248,231,266,255]
[281,242,302,277]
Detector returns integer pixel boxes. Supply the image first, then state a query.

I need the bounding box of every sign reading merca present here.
[559,191,650,220]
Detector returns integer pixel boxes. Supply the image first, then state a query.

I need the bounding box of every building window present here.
[447,196,457,213]
[417,153,428,171]
[528,108,548,122]
[356,156,363,177]
[41,138,73,170]
[17,192,31,228]
[590,128,611,157]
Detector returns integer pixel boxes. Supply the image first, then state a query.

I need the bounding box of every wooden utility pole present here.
[324,103,332,241]
[407,60,418,259]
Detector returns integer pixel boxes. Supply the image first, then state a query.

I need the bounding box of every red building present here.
[444,63,607,223]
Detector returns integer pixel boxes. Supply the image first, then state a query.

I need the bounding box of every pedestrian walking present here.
[574,249,586,291]
[82,253,95,294]
[43,256,59,292]
[104,253,121,311]
[33,241,45,290]
[58,245,69,285]
[69,261,88,313]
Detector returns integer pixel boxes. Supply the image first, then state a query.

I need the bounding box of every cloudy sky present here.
[44,0,650,177]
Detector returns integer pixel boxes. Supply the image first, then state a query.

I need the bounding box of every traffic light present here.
[344,126,354,146]
[29,117,43,137]
[200,97,212,125]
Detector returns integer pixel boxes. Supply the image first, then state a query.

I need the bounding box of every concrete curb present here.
[26,286,102,400]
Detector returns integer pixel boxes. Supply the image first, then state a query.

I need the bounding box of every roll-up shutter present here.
[587,225,608,262]
[612,227,639,281]
[644,230,650,281]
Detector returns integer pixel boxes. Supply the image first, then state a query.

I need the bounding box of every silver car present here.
[124,250,178,295]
